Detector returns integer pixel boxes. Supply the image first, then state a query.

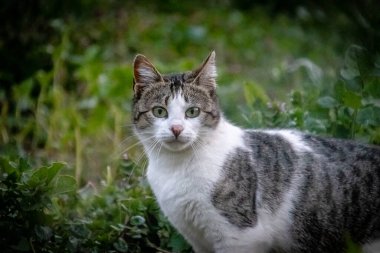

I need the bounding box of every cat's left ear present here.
[192,51,217,89]
[133,54,163,97]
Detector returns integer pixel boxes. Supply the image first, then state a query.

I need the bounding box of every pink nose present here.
[171,124,184,138]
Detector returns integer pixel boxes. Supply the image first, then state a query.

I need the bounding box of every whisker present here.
[118,135,157,156]
[125,137,161,185]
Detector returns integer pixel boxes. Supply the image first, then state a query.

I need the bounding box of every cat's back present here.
[241,129,380,252]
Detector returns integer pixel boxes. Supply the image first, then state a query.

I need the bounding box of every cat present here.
[131,51,380,253]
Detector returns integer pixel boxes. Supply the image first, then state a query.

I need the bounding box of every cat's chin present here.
[162,140,192,152]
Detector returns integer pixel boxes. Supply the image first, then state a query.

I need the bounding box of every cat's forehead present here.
[135,71,213,111]
[163,72,195,88]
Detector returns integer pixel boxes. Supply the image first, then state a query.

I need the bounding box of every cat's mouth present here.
[161,137,192,151]
[165,139,187,144]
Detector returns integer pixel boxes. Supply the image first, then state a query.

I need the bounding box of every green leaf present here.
[18,158,31,173]
[168,232,191,252]
[340,66,359,80]
[357,106,380,126]
[334,79,363,109]
[304,117,327,133]
[342,90,362,109]
[27,162,65,187]
[290,90,303,107]
[70,224,91,239]
[0,157,18,174]
[317,96,338,109]
[52,175,76,195]
[243,81,269,106]
[113,237,128,252]
[130,215,145,226]
[34,225,53,241]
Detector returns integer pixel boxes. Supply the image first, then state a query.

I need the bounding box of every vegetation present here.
[0,1,379,252]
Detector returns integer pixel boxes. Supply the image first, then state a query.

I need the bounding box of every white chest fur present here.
[146,120,245,252]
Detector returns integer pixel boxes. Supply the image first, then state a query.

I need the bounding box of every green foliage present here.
[242,45,380,144]
[0,157,190,252]
[0,158,76,252]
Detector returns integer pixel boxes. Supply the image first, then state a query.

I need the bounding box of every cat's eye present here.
[152,106,168,118]
[185,107,200,118]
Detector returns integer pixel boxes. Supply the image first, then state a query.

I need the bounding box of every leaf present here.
[113,237,129,252]
[168,232,191,252]
[243,81,269,106]
[27,162,65,187]
[357,106,380,126]
[18,158,31,173]
[335,80,363,110]
[130,215,145,226]
[34,225,53,241]
[342,90,362,109]
[340,66,359,80]
[70,224,91,239]
[52,175,77,195]
[290,90,303,107]
[0,157,17,174]
[317,96,338,109]
[304,117,327,133]
[343,77,362,92]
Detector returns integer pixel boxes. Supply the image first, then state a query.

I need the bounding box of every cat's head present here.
[132,51,221,152]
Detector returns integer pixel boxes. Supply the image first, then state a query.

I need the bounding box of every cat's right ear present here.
[191,51,217,90]
[133,54,163,97]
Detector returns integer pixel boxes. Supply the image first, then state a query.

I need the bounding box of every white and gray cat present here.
[132,52,380,253]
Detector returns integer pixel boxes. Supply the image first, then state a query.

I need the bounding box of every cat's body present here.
[132,52,380,253]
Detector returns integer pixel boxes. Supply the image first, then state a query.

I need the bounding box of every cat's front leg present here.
[181,232,213,253]
[174,224,213,253]
[191,245,213,253]
[214,238,272,253]
[214,246,268,253]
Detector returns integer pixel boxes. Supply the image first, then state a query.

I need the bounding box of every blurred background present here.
[1,0,379,182]
[0,1,379,251]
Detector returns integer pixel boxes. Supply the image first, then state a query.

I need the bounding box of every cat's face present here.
[132,52,220,152]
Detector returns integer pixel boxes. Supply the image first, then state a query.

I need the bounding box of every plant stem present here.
[75,127,83,183]
[350,108,358,139]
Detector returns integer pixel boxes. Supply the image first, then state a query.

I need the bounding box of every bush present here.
[242,45,380,144]
[0,157,191,252]
[0,158,76,252]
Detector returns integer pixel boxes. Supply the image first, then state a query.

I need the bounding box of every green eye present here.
[152,106,168,118]
[185,107,200,118]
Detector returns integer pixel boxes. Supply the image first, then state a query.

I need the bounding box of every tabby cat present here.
[131,52,380,253]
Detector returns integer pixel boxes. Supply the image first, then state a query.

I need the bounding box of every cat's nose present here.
[170,124,184,138]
